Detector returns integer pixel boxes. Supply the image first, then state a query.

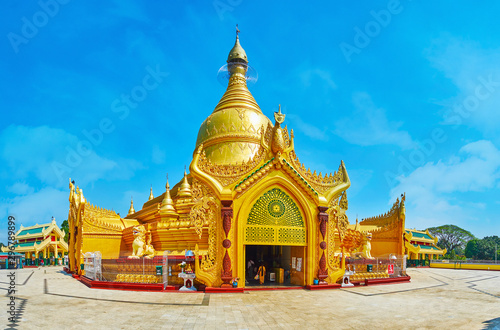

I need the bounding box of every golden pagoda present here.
[67,29,407,288]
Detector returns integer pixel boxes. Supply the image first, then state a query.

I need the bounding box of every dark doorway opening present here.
[245,245,305,287]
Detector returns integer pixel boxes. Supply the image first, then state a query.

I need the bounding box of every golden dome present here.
[195,32,272,165]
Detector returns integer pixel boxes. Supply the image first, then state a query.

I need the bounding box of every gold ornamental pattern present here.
[197,146,265,186]
[247,188,304,227]
[191,179,220,272]
[245,188,306,245]
[288,152,345,194]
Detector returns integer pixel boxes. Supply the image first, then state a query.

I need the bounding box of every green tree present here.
[427,225,475,258]
[60,220,69,242]
[465,236,500,260]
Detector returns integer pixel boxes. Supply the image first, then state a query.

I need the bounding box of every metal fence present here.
[94,256,193,286]
[83,252,102,280]
[346,256,407,278]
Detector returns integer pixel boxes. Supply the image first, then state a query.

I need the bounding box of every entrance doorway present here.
[245,245,305,287]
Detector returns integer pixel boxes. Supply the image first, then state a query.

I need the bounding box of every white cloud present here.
[334,92,414,149]
[426,37,500,135]
[6,182,34,195]
[0,125,142,188]
[391,140,500,234]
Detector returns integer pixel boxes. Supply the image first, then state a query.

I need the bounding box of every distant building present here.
[1,217,68,264]
[404,229,446,260]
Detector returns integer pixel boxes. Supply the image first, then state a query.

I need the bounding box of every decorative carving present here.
[82,204,122,234]
[244,188,306,245]
[339,191,348,210]
[191,179,220,276]
[221,250,232,285]
[221,200,233,287]
[68,179,86,274]
[318,206,328,241]
[318,251,328,281]
[234,158,274,195]
[189,195,216,239]
[128,225,155,259]
[222,205,233,237]
[289,154,346,194]
[197,146,265,186]
[359,198,400,226]
[247,188,304,227]
[236,108,245,120]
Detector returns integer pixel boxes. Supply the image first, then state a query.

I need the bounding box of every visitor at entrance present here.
[247,259,255,279]
[257,262,266,285]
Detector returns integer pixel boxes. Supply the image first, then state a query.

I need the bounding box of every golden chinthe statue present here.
[67,28,407,288]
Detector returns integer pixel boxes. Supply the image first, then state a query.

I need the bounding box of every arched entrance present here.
[243,188,307,287]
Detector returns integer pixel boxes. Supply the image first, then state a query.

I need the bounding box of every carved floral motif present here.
[197,146,265,186]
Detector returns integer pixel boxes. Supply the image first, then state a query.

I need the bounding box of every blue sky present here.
[1,0,500,243]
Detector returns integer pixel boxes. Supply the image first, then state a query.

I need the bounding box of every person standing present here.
[257,263,266,285]
[247,259,255,279]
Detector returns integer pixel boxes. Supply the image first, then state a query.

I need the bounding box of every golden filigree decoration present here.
[236,108,245,120]
[228,74,247,86]
[191,179,220,272]
[197,146,265,186]
[288,153,345,194]
[359,198,400,227]
[327,192,349,242]
[190,196,216,239]
[82,204,122,234]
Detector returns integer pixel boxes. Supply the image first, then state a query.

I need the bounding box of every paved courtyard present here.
[1,266,499,329]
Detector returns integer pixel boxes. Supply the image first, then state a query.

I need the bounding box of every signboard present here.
[296,258,302,272]
[388,264,394,275]
[156,265,163,275]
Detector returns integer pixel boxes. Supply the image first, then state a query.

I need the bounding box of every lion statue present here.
[128,225,155,259]
[352,232,374,259]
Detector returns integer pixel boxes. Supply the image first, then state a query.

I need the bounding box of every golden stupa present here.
[67,29,406,288]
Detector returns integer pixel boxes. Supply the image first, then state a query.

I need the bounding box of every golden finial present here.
[148,185,154,201]
[160,174,176,215]
[274,104,286,125]
[227,24,248,63]
[179,166,192,198]
[128,197,135,215]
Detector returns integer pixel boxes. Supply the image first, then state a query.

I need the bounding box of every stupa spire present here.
[160,175,176,215]
[148,185,154,201]
[128,197,135,215]
[178,166,192,198]
[213,26,261,115]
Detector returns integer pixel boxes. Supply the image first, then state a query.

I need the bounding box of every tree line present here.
[427,225,500,260]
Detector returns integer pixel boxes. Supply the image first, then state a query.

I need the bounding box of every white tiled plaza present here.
[1,266,499,329]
